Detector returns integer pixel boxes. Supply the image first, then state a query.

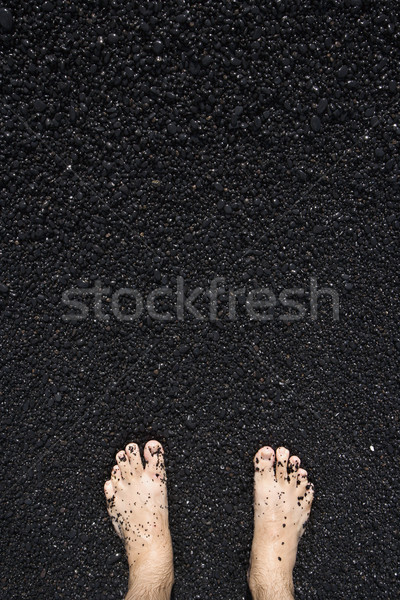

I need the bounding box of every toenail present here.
[118,452,126,461]
[261,447,273,459]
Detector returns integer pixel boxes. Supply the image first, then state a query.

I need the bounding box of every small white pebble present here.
[370,445,374,451]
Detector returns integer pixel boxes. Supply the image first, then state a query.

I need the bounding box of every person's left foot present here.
[104,441,174,600]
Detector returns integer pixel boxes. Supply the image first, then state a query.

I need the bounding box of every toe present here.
[125,442,143,474]
[305,482,314,506]
[288,455,301,484]
[104,479,115,500]
[116,451,130,478]
[254,446,275,478]
[296,468,308,487]
[144,440,166,480]
[276,447,290,481]
[111,464,122,486]
[297,477,314,511]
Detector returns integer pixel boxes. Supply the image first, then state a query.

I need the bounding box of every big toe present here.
[144,440,166,481]
[254,446,275,480]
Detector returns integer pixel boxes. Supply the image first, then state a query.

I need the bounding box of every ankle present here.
[249,581,294,600]
[127,566,174,596]
[126,580,173,600]
[126,551,174,600]
[248,569,294,600]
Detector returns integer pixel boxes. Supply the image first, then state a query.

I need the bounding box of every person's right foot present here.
[248,446,314,600]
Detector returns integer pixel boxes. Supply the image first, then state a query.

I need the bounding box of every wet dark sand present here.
[0,1,398,599]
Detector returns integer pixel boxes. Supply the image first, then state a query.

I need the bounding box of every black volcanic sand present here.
[0,1,399,599]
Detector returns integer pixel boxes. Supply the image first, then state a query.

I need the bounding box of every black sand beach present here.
[0,1,399,598]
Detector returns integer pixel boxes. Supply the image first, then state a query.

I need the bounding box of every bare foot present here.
[104,440,174,600]
[248,446,314,600]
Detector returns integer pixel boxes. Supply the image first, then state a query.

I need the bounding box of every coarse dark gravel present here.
[0,1,399,599]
